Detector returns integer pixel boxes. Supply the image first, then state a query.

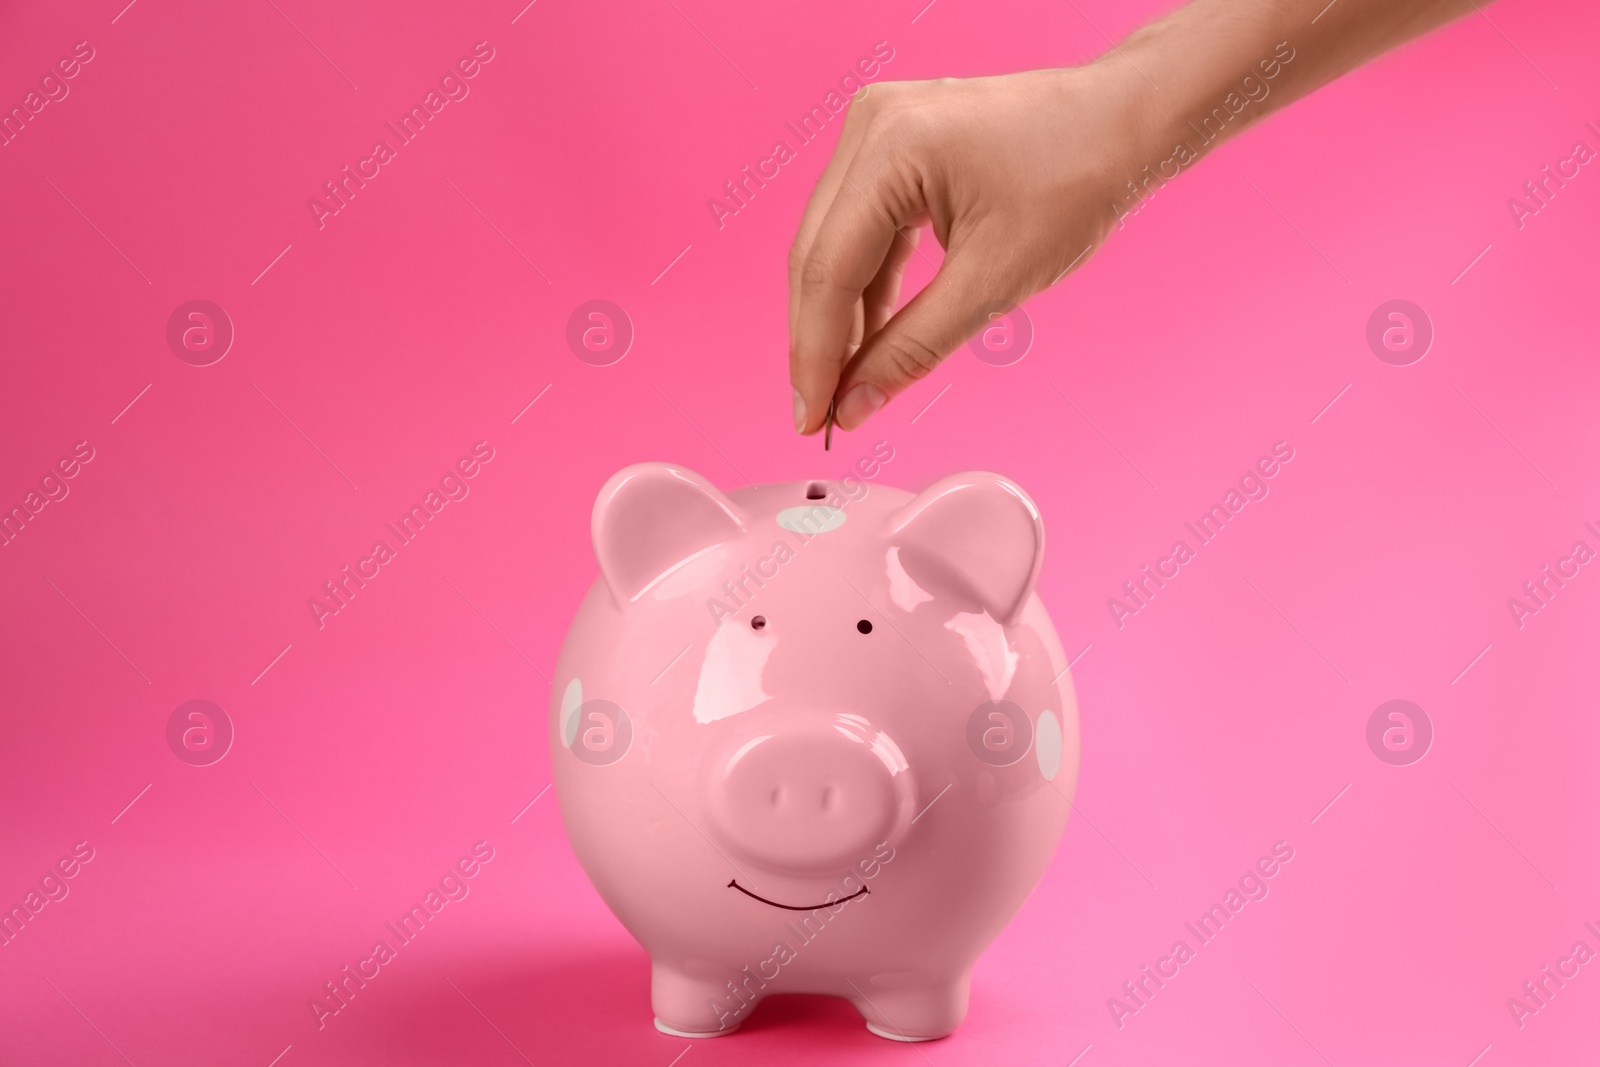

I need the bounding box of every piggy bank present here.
[550,461,1079,1041]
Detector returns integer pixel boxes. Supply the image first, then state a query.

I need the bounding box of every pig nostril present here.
[856,619,873,634]
[805,481,827,499]
[751,615,766,631]
[707,726,911,873]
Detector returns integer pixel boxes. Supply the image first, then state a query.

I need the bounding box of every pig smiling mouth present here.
[728,880,869,911]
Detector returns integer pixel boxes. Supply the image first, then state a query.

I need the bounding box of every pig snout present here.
[705,722,914,874]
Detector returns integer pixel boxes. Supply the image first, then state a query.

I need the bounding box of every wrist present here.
[1076,53,1171,170]
[1056,59,1183,231]
[1081,12,1303,187]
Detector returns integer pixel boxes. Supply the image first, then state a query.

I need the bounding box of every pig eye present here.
[856,619,873,634]
[751,616,767,631]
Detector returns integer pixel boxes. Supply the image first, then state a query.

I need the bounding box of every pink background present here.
[1,0,1596,1063]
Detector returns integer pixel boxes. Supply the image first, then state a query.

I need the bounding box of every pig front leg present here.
[851,969,971,1042]
[651,959,757,1038]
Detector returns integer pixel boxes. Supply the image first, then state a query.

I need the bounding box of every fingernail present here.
[792,389,807,433]
[836,382,887,431]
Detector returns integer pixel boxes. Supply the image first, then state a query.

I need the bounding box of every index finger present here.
[788,88,879,345]
[790,163,910,435]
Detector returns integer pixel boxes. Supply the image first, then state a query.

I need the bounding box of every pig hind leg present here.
[852,969,971,1041]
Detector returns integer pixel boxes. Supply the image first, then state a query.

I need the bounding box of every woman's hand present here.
[785,0,1478,436]
[787,65,1147,434]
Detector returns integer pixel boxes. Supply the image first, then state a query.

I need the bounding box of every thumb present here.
[831,252,1015,431]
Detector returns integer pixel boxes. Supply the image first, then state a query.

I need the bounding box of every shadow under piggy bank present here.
[364,946,900,1063]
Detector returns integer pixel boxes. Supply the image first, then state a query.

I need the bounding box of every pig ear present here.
[889,473,1044,624]
[592,463,745,603]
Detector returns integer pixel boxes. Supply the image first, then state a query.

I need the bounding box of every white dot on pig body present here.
[1036,710,1062,780]
[561,678,583,747]
[776,505,846,534]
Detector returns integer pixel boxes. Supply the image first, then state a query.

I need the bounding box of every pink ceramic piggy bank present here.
[551,461,1079,1041]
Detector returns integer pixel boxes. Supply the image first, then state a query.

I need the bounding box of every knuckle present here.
[863,78,904,103]
[867,109,934,169]
[868,101,914,139]
[799,251,841,291]
[879,333,944,382]
[859,84,919,131]
[840,96,872,133]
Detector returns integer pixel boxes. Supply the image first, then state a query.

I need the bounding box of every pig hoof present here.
[654,1018,738,1039]
[853,974,967,1039]
[866,1023,943,1042]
